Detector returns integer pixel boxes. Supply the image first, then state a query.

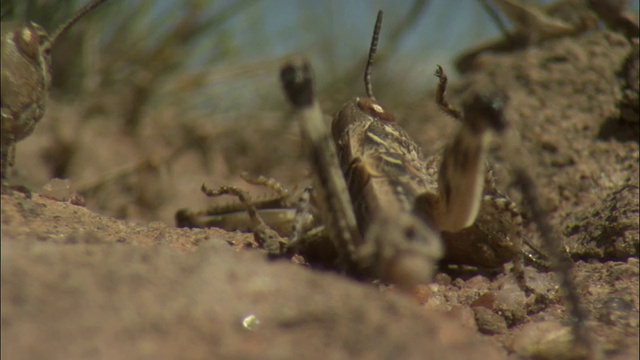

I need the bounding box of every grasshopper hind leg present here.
[463,92,597,358]
[431,66,532,293]
[431,66,505,234]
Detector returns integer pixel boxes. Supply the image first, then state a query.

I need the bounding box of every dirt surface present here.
[2,27,639,360]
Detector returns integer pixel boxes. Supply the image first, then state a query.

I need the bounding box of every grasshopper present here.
[180,8,595,357]
[179,11,533,292]
[1,0,110,182]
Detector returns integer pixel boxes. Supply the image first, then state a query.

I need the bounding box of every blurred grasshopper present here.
[178,11,532,292]
[1,0,109,181]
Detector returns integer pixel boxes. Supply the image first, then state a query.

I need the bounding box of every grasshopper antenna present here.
[48,0,110,49]
[364,10,383,100]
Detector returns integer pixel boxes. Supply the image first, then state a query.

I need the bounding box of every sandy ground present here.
[2,26,639,360]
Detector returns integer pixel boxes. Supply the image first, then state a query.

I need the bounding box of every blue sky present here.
[193,0,638,81]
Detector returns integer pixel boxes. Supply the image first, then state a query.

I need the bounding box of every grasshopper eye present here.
[42,46,52,58]
[404,225,417,241]
[16,24,46,62]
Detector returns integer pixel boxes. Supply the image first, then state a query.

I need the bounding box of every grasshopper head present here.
[358,212,443,291]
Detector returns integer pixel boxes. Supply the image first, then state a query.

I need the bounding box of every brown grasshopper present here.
[179,9,595,357]
[1,0,109,181]
[179,11,534,292]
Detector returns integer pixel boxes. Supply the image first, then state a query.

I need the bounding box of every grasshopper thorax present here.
[332,97,396,145]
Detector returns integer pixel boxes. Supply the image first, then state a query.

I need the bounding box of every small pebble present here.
[510,320,585,360]
[473,307,507,335]
[40,178,83,205]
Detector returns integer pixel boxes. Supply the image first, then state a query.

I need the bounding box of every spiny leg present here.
[484,167,550,270]
[279,185,330,258]
[176,174,296,229]
[241,173,326,243]
[468,94,598,360]
[240,172,290,199]
[201,184,286,255]
[485,194,549,265]
[480,193,529,293]
[177,178,314,248]
[289,186,313,248]
[482,165,528,287]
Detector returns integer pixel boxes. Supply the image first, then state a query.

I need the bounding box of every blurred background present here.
[3,0,639,121]
[1,0,638,224]
[2,0,519,114]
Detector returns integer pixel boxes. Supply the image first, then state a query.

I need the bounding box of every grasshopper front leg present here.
[279,56,362,272]
[200,184,287,256]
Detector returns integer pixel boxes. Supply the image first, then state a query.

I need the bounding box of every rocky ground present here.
[2,24,639,360]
